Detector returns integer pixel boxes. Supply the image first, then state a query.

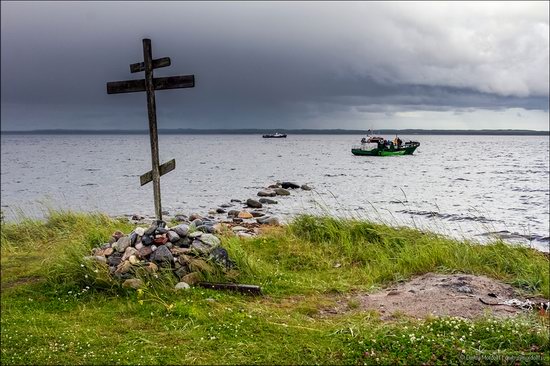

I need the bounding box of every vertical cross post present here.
[143,39,162,220]
[107,38,194,221]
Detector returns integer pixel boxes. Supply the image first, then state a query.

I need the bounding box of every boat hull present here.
[351,145,418,156]
[262,134,287,138]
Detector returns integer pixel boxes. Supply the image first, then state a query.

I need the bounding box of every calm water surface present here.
[1,134,548,251]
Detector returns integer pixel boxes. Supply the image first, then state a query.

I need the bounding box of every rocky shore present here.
[89,181,312,290]
[125,181,313,237]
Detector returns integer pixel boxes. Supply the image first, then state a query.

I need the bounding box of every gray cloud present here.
[1,1,548,131]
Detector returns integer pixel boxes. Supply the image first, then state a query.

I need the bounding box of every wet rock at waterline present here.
[281,182,300,189]
[238,211,253,219]
[274,188,290,196]
[256,216,281,226]
[246,199,263,208]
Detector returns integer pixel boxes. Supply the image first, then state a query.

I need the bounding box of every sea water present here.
[1,134,548,251]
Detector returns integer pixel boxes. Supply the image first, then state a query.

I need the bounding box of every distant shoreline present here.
[1,128,549,136]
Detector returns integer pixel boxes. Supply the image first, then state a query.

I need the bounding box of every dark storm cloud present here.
[1,1,548,130]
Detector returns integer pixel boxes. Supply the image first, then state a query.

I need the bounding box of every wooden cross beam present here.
[106,39,195,220]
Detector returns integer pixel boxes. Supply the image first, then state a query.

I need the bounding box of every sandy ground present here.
[322,273,548,320]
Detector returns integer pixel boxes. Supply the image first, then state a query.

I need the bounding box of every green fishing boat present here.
[351,136,420,156]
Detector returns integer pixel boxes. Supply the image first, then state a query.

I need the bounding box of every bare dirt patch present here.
[321,273,548,320]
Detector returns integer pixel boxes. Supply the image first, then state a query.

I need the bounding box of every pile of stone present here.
[86,219,234,290]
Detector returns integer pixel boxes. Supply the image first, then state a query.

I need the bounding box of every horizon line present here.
[1,128,549,136]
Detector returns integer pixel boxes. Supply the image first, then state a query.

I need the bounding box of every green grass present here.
[1,211,549,365]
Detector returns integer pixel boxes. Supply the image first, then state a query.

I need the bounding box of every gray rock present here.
[141,235,153,246]
[131,214,145,221]
[192,218,204,227]
[227,210,240,217]
[257,216,281,225]
[246,198,263,208]
[115,260,132,274]
[155,220,167,229]
[175,281,191,290]
[199,225,216,233]
[259,198,278,204]
[167,230,181,243]
[122,278,143,289]
[257,190,276,197]
[155,227,168,235]
[209,247,234,268]
[216,208,226,214]
[151,245,157,252]
[134,227,145,236]
[150,245,174,266]
[173,224,189,237]
[281,182,300,189]
[122,247,138,262]
[188,231,203,239]
[267,183,281,188]
[190,238,219,255]
[301,184,312,191]
[230,199,242,203]
[220,203,232,208]
[116,236,132,253]
[176,237,191,248]
[232,226,248,232]
[275,188,290,196]
[144,224,157,236]
[189,213,202,221]
[174,214,188,222]
[130,232,138,245]
[232,217,243,223]
[251,210,265,217]
[107,253,123,267]
[135,243,144,250]
[174,267,190,280]
[199,233,221,247]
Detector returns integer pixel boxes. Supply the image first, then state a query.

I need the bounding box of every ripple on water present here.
[1,134,548,251]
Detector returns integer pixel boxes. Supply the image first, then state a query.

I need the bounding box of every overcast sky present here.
[1,1,548,131]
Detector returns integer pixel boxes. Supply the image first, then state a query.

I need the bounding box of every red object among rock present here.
[154,235,168,244]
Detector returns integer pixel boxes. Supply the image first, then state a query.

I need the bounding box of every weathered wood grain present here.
[130,57,171,73]
[140,159,176,186]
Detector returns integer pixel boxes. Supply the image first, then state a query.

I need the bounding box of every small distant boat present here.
[262,132,287,138]
[352,136,419,156]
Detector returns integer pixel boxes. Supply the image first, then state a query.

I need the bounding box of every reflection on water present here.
[1,134,548,251]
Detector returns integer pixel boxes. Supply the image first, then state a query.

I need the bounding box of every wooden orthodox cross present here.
[106,39,195,220]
